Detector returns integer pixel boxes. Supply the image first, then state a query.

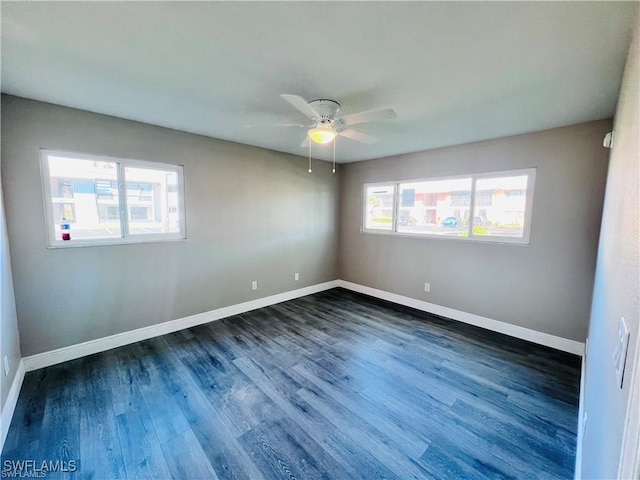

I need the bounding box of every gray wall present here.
[339,120,611,342]
[581,16,639,479]
[0,165,21,412]
[1,95,339,357]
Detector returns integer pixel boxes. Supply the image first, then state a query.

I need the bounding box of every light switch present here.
[613,317,630,388]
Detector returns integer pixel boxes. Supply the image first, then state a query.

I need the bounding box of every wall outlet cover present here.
[613,317,630,388]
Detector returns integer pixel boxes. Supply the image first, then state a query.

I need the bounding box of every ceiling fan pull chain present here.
[308,140,312,173]
[333,137,336,173]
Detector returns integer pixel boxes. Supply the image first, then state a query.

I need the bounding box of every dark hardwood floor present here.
[2,288,581,479]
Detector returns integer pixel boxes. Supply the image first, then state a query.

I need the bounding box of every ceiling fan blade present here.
[300,136,310,148]
[281,94,320,120]
[338,129,378,144]
[339,108,397,127]
[245,123,306,128]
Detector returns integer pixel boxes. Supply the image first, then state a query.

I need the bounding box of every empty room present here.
[0,2,638,479]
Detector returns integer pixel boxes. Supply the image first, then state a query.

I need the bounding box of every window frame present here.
[40,149,187,248]
[361,182,397,235]
[362,168,536,245]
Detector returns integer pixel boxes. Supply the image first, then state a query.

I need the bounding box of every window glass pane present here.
[124,167,181,235]
[397,178,472,237]
[47,155,121,240]
[472,175,529,238]
[365,185,395,230]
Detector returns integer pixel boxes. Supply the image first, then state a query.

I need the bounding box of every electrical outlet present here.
[424,283,431,293]
[251,281,258,291]
[614,317,630,388]
[3,356,9,376]
[294,273,299,281]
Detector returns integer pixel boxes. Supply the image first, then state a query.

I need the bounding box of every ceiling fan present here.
[279,94,397,147]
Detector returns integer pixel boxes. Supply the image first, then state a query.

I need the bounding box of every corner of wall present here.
[0,138,24,443]
[0,359,25,453]
[579,11,640,479]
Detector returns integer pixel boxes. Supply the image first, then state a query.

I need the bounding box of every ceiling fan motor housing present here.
[309,99,340,124]
[280,94,390,146]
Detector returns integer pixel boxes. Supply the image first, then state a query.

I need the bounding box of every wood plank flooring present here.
[2,288,581,479]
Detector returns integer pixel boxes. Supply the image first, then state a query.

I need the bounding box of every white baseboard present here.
[337,280,585,356]
[22,280,340,372]
[22,278,584,373]
[1,359,25,452]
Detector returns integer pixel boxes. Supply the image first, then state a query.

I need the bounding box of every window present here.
[363,168,536,244]
[40,150,186,247]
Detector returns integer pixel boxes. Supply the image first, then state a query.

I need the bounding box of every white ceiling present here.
[1,2,637,163]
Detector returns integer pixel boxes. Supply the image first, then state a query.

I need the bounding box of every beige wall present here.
[339,120,611,342]
[0,170,21,412]
[1,95,339,357]
[581,14,639,479]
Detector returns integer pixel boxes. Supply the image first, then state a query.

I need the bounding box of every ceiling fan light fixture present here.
[308,127,336,144]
